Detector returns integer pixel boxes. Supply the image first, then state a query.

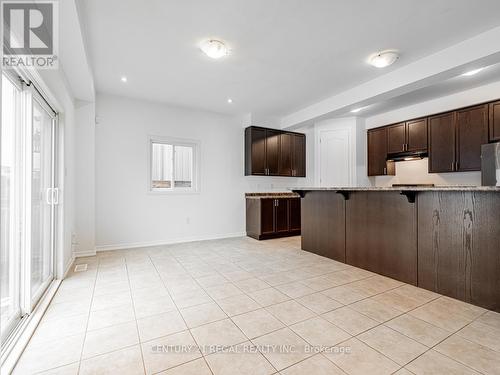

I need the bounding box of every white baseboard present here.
[95,232,247,252]
[63,255,76,277]
[73,249,97,258]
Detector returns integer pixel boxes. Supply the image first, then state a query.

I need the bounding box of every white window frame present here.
[148,136,200,194]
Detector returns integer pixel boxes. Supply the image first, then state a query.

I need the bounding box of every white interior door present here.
[319,129,351,187]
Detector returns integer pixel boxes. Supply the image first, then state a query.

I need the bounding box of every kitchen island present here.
[292,187,500,312]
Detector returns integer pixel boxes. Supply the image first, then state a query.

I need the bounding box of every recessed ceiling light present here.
[200,39,228,59]
[368,51,399,68]
[461,68,484,76]
[120,76,127,82]
[227,98,233,103]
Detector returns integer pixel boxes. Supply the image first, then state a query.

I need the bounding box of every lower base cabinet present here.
[246,197,301,240]
[299,190,500,312]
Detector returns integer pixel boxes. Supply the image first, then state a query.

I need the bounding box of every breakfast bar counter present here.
[292,187,500,312]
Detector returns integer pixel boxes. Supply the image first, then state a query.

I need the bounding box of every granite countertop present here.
[291,186,500,192]
[245,192,300,199]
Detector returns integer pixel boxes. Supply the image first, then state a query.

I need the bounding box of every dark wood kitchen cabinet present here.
[406,118,428,152]
[429,105,487,173]
[489,100,500,142]
[456,104,488,171]
[245,126,306,177]
[418,191,500,311]
[387,123,406,154]
[291,133,306,177]
[246,197,301,240]
[428,112,456,173]
[367,127,395,176]
[387,119,427,154]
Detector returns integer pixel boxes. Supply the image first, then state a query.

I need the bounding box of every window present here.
[150,138,199,192]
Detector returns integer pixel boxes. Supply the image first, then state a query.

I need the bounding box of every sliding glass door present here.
[29,97,56,307]
[1,74,58,345]
[1,76,22,343]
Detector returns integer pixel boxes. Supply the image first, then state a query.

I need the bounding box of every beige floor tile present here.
[248,288,290,307]
[393,369,414,375]
[349,275,403,296]
[158,358,212,375]
[410,297,484,332]
[141,330,202,375]
[36,362,80,375]
[195,274,228,288]
[232,308,284,339]
[295,292,343,314]
[406,349,481,375]
[91,290,133,312]
[357,325,427,366]
[385,314,450,347]
[324,337,399,375]
[435,334,500,374]
[52,286,94,304]
[457,320,500,352]
[29,313,88,345]
[322,306,379,336]
[133,295,177,319]
[300,274,345,291]
[253,327,312,370]
[79,345,145,375]
[42,299,92,321]
[475,310,500,329]
[82,321,139,359]
[180,301,227,328]
[350,298,402,322]
[275,281,316,298]
[280,353,345,375]
[13,334,84,374]
[88,304,135,331]
[190,318,247,354]
[321,284,370,305]
[205,342,275,375]
[217,294,261,316]
[137,310,187,342]
[372,289,428,312]
[205,283,244,300]
[290,316,351,347]
[234,277,270,293]
[171,289,212,309]
[266,300,316,326]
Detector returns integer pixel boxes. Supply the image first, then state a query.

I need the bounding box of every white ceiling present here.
[80,0,500,118]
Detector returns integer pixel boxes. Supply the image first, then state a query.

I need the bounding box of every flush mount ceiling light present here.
[368,50,399,68]
[120,76,127,82]
[227,98,233,103]
[461,67,485,77]
[200,39,228,59]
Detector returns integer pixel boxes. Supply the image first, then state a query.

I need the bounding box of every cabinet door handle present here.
[383,167,387,175]
[451,162,454,171]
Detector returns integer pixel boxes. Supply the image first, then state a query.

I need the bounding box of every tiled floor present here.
[12,236,500,375]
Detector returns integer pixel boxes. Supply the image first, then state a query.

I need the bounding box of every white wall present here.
[365,81,500,187]
[95,93,313,250]
[74,100,96,256]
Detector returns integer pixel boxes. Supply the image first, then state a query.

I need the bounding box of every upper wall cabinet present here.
[428,112,456,173]
[456,104,488,171]
[429,105,488,173]
[367,127,395,176]
[387,119,428,154]
[245,126,306,177]
[490,100,500,142]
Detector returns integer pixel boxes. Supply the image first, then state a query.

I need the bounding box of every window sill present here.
[148,189,201,195]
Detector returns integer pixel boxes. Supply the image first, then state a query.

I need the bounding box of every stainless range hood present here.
[386,150,428,162]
